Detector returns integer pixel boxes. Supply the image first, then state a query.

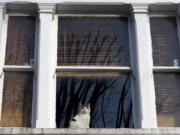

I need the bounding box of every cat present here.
[69,104,90,128]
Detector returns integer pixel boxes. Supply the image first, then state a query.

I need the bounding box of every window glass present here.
[56,72,133,128]
[57,17,130,66]
[154,73,180,127]
[5,16,36,66]
[0,72,33,127]
[150,17,180,66]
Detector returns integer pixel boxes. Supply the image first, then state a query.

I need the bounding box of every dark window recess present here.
[150,17,180,66]
[0,72,33,127]
[154,73,180,127]
[57,17,130,66]
[56,72,133,128]
[5,16,36,66]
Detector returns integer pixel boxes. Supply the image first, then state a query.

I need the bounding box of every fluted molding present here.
[0,3,6,13]
[0,3,6,20]
[132,4,148,14]
[177,4,180,16]
[38,3,55,14]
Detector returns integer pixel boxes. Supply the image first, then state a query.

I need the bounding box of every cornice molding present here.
[0,3,6,12]
[177,4,180,16]
[132,3,148,14]
[38,3,55,14]
[0,3,7,20]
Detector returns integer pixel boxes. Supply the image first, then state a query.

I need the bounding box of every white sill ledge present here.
[0,128,180,134]
[56,66,131,72]
[3,65,33,72]
[153,66,180,72]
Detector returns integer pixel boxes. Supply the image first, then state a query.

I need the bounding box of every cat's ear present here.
[87,104,90,109]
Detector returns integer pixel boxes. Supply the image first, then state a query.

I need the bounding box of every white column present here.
[0,3,8,121]
[131,4,157,128]
[36,3,56,128]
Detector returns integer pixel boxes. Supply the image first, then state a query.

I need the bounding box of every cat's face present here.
[80,104,90,114]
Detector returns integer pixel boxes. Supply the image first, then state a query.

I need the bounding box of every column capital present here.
[177,4,180,16]
[131,3,149,14]
[0,3,6,13]
[38,3,55,14]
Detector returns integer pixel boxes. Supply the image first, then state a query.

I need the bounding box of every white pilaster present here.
[131,4,157,128]
[36,3,56,128]
[177,4,180,17]
[0,3,8,121]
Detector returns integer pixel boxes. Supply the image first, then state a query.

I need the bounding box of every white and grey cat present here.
[69,104,90,128]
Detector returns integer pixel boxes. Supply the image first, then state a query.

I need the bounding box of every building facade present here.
[0,0,180,129]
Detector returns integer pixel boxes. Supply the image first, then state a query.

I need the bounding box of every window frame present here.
[55,13,135,128]
[0,13,38,127]
[56,14,132,72]
[150,14,180,72]
[149,13,180,127]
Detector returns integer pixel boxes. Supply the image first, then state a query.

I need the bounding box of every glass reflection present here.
[56,72,133,128]
[57,17,130,66]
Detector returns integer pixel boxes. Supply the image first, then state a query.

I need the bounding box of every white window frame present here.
[150,15,180,72]
[149,13,180,127]
[55,13,134,128]
[149,14,180,71]
[0,13,38,128]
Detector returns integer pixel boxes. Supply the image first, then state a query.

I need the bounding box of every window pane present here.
[154,73,180,127]
[5,16,36,66]
[150,17,180,66]
[1,72,33,127]
[57,17,130,66]
[56,72,133,128]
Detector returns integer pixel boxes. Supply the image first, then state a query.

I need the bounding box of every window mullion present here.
[35,3,56,128]
[132,4,157,128]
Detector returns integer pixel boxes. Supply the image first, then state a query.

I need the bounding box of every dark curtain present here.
[56,74,134,128]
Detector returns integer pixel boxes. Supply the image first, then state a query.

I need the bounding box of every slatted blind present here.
[57,17,130,66]
[1,72,33,127]
[150,17,180,66]
[154,73,180,127]
[150,17,180,127]
[5,16,36,66]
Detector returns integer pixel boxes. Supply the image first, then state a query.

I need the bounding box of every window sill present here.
[0,128,180,134]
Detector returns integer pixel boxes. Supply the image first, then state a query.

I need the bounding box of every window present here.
[56,16,134,128]
[2,3,178,129]
[57,17,130,66]
[0,16,36,127]
[150,17,180,127]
